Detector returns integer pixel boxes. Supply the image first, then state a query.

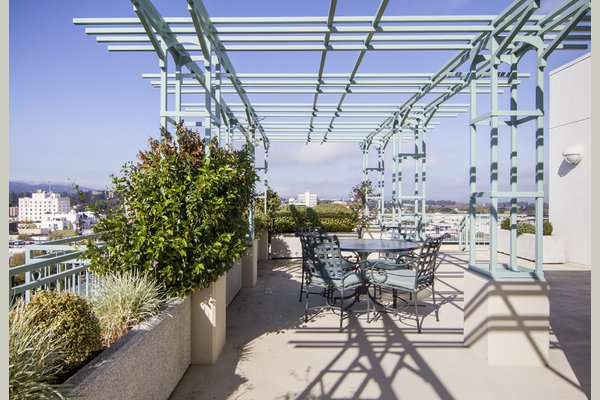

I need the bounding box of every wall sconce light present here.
[562,146,583,165]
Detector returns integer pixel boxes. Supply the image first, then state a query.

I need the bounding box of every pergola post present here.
[377,146,385,226]
[159,45,168,129]
[203,43,212,152]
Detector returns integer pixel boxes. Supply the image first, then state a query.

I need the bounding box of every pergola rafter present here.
[75,0,590,280]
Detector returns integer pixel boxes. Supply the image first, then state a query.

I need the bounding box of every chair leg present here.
[414,294,421,333]
[366,285,371,323]
[305,284,309,322]
[339,287,344,332]
[432,282,439,322]
[299,266,305,302]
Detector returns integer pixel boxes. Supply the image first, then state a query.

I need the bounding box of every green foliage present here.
[349,181,376,237]
[17,234,32,241]
[48,230,77,241]
[26,290,101,370]
[85,123,258,297]
[91,271,165,347]
[254,187,282,232]
[9,300,71,399]
[268,204,356,234]
[10,251,25,268]
[9,252,26,287]
[543,221,553,236]
[517,223,536,235]
[502,219,553,236]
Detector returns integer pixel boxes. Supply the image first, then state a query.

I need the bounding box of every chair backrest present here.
[380,225,403,240]
[414,235,445,289]
[309,234,346,284]
[297,227,326,268]
[296,226,325,237]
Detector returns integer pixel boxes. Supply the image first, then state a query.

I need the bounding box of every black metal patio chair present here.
[304,233,366,332]
[296,226,326,302]
[366,225,419,270]
[365,234,446,333]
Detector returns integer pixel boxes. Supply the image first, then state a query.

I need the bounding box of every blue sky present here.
[9,0,588,201]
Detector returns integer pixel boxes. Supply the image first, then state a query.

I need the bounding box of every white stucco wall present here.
[549,53,591,266]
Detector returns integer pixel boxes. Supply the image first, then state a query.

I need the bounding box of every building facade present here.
[18,191,71,222]
[288,192,318,208]
[549,53,591,266]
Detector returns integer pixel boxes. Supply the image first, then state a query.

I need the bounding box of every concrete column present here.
[257,229,269,261]
[190,274,226,364]
[242,239,258,288]
[464,270,549,366]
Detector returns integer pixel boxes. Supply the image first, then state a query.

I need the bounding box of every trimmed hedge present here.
[269,204,357,234]
[500,218,553,236]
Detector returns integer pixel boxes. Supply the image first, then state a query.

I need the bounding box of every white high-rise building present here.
[18,191,70,222]
[288,191,317,208]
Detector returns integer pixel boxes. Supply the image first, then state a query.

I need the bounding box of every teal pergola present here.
[74,0,591,281]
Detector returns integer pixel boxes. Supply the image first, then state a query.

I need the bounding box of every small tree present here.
[85,123,258,297]
[349,180,375,238]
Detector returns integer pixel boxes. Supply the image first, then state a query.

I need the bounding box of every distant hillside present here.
[9,181,101,194]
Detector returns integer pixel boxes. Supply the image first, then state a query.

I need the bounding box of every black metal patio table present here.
[338,238,421,262]
[338,238,422,311]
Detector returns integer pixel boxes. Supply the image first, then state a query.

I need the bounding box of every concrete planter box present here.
[64,297,191,400]
[241,240,258,288]
[256,229,269,261]
[226,258,242,306]
[497,229,566,264]
[270,233,302,258]
[191,274,226,365]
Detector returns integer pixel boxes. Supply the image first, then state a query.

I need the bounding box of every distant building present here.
[9,206,18,218]
[41,210,98,232]
[18,191,70,222]
[288,192,318,208]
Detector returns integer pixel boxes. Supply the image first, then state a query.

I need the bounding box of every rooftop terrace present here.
[170,247,590,399]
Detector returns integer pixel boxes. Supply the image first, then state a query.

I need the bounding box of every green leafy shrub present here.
[268,204,356,234]
[91,271,165,347]
[517,223,536,235]
[254,187,282,233]
[9,300,71,399]
[48,229,77,241]
[501,219,553,236]
[85,123,258,297]
[26,290,101,370]
[543,221,553,236]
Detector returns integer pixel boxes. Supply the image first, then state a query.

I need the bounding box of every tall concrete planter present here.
[191,273,227,365]
[226,258,242,306]
[64,297,191,400]
[497,229,566,263]
[242,239,258,287]
[257,229,269,261]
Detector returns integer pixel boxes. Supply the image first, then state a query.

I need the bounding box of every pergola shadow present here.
[287,314,462,400]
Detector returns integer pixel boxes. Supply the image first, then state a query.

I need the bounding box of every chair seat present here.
[311,271,364,289]
[369,259,412,270]
[366,268,416,290]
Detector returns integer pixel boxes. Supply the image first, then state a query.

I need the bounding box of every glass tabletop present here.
[338,238,420,253]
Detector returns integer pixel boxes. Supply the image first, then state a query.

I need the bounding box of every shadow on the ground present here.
[170,259,313,399]
[546,270,591,399]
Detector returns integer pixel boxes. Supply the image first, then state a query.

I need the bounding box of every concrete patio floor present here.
[170,246,590,400]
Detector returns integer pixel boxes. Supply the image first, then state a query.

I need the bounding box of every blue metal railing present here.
[380,213,490,249]
[9,234,101,302]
